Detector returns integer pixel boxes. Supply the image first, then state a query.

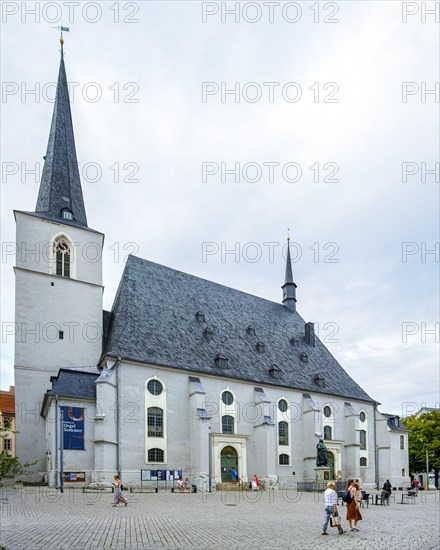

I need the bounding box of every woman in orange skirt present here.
[346,480,362,531]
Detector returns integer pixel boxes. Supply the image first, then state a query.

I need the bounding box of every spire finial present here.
[282,228,297,312]
[54,26,70,59]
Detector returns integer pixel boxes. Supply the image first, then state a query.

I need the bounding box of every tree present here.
[402,410,440,487]
[0,425,36,481]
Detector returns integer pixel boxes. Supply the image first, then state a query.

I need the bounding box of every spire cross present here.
[287,228,291,241]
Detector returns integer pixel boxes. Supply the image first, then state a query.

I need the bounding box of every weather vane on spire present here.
[287,228,291,241]
[54,25,70,58]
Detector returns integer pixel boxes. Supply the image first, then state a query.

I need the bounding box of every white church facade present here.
[14,46,409,491]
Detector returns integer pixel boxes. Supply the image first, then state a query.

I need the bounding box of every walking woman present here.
[112,475,128,507]
[346,480,362,531]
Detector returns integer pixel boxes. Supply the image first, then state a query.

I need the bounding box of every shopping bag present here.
[330,513,341,527]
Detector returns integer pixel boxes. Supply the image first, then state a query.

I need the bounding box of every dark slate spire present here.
[282,236,297,312]
[35,42,87,226]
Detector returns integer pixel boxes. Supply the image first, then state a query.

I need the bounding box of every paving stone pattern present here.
[0,486,439,550]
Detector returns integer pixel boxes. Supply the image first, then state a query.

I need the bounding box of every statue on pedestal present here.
[316,438,328,467]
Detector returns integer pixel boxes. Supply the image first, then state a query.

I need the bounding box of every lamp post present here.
[425,450,429,490]
[59,405,64,493]
[208,426,212,493]
[375,445,380,490]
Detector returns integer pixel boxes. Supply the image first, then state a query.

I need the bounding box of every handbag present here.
[330,513,341,527]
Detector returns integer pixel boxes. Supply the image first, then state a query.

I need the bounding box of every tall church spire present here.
[282,232,297,312]
[35,38,88,226]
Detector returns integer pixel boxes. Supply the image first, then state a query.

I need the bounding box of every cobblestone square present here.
[1,485,439,550]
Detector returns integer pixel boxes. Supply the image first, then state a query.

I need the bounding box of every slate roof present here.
[104,255,376,403]
[14,210,102,234]
[383,414,410,432]
[35,55,88,226]
[46,369,99,399]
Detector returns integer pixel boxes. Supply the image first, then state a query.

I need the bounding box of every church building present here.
[13,44,409,491]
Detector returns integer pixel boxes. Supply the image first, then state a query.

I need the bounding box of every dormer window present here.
[269,364,281,379]
[247,325,256,336]
[54,237,71,278]
[314,374,325,388]
[215,353,229,369]
[195,311,205,322]
[290,337,300,346]
[300,352,309,363]
[203,327,214,340]
[256,341,265,353]
[61,208,73,221]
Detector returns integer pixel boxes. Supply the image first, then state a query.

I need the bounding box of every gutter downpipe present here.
[116,358,121,475]
[374,404,379,490]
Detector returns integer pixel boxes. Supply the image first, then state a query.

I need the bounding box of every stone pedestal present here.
[315,466,331,483]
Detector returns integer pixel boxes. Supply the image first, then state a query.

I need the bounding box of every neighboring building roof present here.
[104,255,376,403]
[34,55,88,227]
[0,386,15,415]
[382,413,410,432]
[415,407,437,418]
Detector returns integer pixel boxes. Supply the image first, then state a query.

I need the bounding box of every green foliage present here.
[0,450,37,480]
[0,426,37,480]
[402,410,440,474]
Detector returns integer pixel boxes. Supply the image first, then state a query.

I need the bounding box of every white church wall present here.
[44,398,95,487]
[15,212,103,285]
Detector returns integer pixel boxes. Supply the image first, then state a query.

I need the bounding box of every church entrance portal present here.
[220,446,238,482]
[328,451,335,480]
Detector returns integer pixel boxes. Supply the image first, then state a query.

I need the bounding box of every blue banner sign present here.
[62,407,84,450]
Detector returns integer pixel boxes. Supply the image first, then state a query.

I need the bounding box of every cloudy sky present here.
[1,1,439,415]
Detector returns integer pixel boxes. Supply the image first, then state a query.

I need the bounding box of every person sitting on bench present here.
[381,480,392,503]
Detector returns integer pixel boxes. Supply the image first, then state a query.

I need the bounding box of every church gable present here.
[105,255,374,403]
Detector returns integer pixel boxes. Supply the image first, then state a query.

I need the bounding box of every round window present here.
[222,391,234,405]
[278,399,288,412]
[359,411,366,422]
[147,379,163,396]
[323,405,332,418]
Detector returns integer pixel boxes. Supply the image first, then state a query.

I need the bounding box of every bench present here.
[375,493,391,505]
[401,491,416,504]
[360,492,373,507]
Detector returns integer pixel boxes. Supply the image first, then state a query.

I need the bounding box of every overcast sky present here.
[1,1,439,416]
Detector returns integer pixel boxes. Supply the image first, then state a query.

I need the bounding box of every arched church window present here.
[360,429,367,450]
[360,457,367,467]
[147,407,163,437]
[400,435,405,450]
[278,421,288,446]
[54,237,71,277]
[323,405,332,418]
[222,415,234,434]
[148,448,164,462]
[323,425,332,440]
[279,454,290,465]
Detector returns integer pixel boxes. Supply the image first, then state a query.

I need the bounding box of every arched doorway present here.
[327,451,335,480]
[220,446,238,482]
